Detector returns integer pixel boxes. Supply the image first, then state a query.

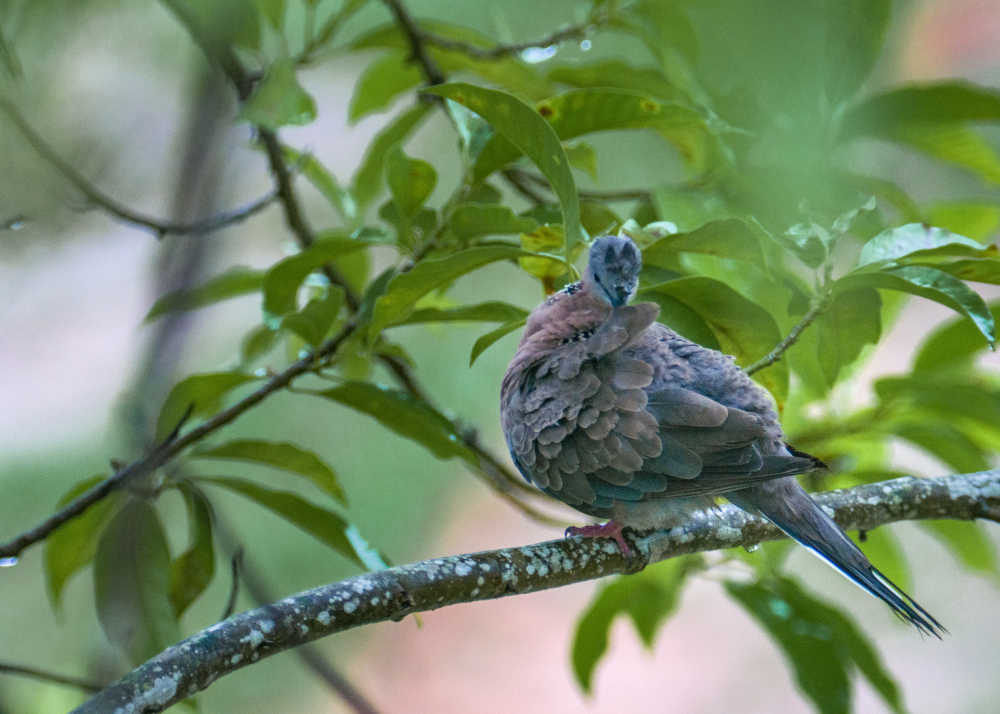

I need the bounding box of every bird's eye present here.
[594,274,602,284]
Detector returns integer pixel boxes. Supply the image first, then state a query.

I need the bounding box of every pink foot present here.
[565,520,633,556]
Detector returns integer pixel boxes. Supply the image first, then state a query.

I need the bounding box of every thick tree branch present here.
[75,471,1000,713]
[0,98,278,238]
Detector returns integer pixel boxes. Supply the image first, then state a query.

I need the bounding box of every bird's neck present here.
[519,280,611,348]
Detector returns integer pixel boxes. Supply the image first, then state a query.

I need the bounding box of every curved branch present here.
[0,99,278,238]
[75,470,1000,714]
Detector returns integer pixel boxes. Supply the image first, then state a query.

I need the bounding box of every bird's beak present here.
[611,285,631,306]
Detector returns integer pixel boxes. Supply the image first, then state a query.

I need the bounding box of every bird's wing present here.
[504,303,815,512]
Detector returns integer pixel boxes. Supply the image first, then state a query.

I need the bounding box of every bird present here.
[500,234,943,636]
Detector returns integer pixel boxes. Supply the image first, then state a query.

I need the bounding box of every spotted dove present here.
[501,235,942,635]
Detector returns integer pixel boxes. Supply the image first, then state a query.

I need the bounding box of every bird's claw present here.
[565,520,633,556]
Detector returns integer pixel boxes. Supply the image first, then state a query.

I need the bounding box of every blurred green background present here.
[1,0,999,712]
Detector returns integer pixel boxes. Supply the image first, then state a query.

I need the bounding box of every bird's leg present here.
[565,520,632,556]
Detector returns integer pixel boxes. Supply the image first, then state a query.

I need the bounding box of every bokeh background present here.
[1,0,999,712]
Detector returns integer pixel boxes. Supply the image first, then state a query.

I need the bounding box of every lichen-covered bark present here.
[75,470,1000,714]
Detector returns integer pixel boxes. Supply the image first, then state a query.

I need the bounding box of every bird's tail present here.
[730,476,945,637]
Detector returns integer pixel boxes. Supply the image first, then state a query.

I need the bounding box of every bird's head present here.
[584,235,642,307]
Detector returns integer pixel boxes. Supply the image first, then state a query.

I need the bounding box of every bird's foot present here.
[565,520,632,556]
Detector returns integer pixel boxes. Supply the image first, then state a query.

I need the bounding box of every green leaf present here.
[401,301,528,326]
[823,0,891,102]
[449,203,538,240]
[470,319,526,366]
[518,225,572,283]
[642,218,766,266]
[836,265,996,348]
[564,141,598,180]
[193,439,347,505]
[379,201,437,251]
[198,477,362,567]
[638,277,788,406]
[94,499,180,665]
[841,82,1000,183]
[305,0,366,53]
[841,81,1000,137]
[634,289,719,349]
[240,58,316,129]
[929,258,1000,285]
[168,482,216,617]
[572,557,697,692]
[445,99,494,165]
[468,88,711,182]
[262,234,369,323]
[280,284,345,346]
[921,520,998,576]
[927,201,1000,241]
[385,146,437,218]
[727,577,904,714]
[145,267,264,322]
[913,300,1000,372]
[893,123,1000,185]
[162,0,261,55]
[156,372,260,441]
[281,145,357,224]
[369,245,528,337]
[240,323,280,365]
[424,83,583,261]
[651,186,732,232]
[875,375,1000,430]
[889,421,991,473]
[351,103,432,213]
[351,21,554,100]
[816,288,881,386]
[857,223,992,269]
[44,476,124,610]
[349,51,422,122]
[581,202,621,238]
[839,172,922,223]
[313,381,474,461]
[547,60,681,101]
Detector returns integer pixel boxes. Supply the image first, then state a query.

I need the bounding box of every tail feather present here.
[731,476,945,638]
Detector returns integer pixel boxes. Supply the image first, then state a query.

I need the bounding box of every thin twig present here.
[0,324,354,560]
[0,661,104,693]
[378,0,445,85]
[505,168,651,203]
[76,469,1000,713]
[0,98,278,238]
[502,168,549,205]
[745,295,830,375]
[255,128,361,311]
[419,17,600,61]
